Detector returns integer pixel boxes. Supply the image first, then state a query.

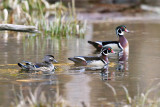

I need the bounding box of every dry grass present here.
[11,85,70,107]
[106,83,160,107]
[0,0,87,36]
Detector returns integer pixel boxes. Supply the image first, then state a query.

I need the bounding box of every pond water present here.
[0,22,160,106]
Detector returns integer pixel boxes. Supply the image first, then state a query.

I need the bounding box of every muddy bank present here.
[73,3,160,22]
[77,12,160,23]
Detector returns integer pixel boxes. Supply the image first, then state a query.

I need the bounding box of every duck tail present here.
[68,57,81,64]
[17,63,28,69]
[68,57,76,62]
[88,41,102,51]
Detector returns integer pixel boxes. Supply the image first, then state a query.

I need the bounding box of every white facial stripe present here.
[116,28,120,35]
[49,57,53,60]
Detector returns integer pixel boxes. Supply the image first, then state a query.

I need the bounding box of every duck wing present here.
[18,61,35,70]
[83,56,101,62]
[102,41,122,50]
[34,62,50,68]
[68,56,88,66]
[17,63,29,70]
[88,41,103,51]
[88,40,122,51]
[68,56,101,66]
[22,61,33,65]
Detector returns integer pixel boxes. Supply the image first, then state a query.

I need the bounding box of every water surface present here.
[0,22,160,106]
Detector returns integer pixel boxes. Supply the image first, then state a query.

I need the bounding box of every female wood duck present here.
[18,55,57,73]
[68,46,115,66]
[88,25,129,52]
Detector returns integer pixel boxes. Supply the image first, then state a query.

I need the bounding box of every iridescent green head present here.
[101,46,115,56]
[116,25,129,36]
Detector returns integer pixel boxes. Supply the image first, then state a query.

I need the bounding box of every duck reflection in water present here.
[69,66,103,73]
[100,64,115,80]
[116,51,129,72]
[69,64,116,81]
[17,72,58,85]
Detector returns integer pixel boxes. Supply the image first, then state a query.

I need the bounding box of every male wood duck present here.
[88,25,129,52]
[68,46,115,66]
[18,55,57,73]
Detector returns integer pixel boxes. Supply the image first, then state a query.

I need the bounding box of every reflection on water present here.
[100,65,115,80]
[1,22,160,106]
[117,51,129,72]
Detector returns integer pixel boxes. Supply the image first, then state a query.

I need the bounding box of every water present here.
[0,22,160,106]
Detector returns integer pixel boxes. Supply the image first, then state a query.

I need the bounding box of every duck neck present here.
[44,61,52,65]
[119,35,128,48]
[100,55,109,64]
[44,61,55,69]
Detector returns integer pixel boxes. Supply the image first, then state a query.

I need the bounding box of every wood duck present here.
[68,46,115,66]
[18,55,57,73]
[88,25,129,52]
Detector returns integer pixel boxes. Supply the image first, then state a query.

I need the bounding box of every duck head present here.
[101,46,115,56]
[43,55,58,63]
[116,25,129,36]
[100,46,115,64]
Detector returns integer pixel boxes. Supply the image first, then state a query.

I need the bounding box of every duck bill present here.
[125,28,129,32]
[111,50,115,53]
[53,59,58,63]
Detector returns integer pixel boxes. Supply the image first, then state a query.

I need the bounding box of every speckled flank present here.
[88,60,105,67]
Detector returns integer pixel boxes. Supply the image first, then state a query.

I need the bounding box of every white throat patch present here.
[116,28,124,36]
[119,32,124,36]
